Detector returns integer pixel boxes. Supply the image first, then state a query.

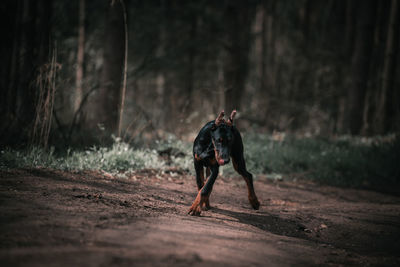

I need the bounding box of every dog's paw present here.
[188,192,209,216]
[249,196,260,210]
[188,203,202,216]
[201,198,211,211]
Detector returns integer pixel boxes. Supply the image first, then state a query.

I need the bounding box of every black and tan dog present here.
[188,110,260,216]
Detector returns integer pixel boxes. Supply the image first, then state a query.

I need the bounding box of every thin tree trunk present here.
[0,1,21,141]
[117,0,128,137]
[217,54,225,111]
[361,0,388,135]
[156,0,170,130]
[74,0,85,113]
[374,0,399,133]
[184,14,197,114]
[29,0,53,147]
[35,0,52,67]
[260,3,267,94]
[260,2,272,125]
[6,0,22,119]
[223,2,256,114]
[344,0,355,56]
[267,2,276,97]
[1,0,53,143]
[302,0,312,44]
[97,1,124,136]
[344,0,376,135]
[18,0,37,131]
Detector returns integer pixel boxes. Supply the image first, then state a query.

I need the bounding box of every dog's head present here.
[210,110,236,166]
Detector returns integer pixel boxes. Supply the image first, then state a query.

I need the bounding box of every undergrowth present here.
[1,140,165,173]
[1,134,399,189]
[239,134,400,188]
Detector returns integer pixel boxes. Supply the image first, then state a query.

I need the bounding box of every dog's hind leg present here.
[232,155,260,210]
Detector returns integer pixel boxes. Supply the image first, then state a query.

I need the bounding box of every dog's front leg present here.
[194,160,204,190]
[188,164,219,216]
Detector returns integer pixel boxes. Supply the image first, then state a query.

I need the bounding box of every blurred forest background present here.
[2,2,400,263]
[0,0,399,148]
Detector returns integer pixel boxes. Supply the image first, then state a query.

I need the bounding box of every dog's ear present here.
[226,110,236,126]
[215,110,225,126]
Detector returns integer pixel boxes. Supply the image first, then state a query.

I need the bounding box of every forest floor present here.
[0,168,400,267]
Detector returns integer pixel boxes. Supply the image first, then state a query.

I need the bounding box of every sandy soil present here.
[0,168,399,266]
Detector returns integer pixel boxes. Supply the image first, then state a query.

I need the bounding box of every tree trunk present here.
[35,0,52,67]
[260,3,268,95]
[0,0,53,144]
[97,1,124,136]
[74,0,85,113]
[223,2,256,114]
[266,2,276,101]
[186,15,197,108]
[17,0,37,132]
[344,0,376,135]
[374,0,399,133]
[259,2,273,127]
[301,0,312,44]
[156,0,170,131]
[360,0,389,135]
[344,0,356,56]
[1,0,21,125]
[0,1,20,143]
[117,0,128,137]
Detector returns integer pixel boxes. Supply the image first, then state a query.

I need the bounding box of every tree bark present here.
[17,0,37,130]
[266,1,276,100]
[260,3,267,94]
[259,1,273,126]
[186,15,197,105]
[344,0,376,135]
[0,0,53,144]
[374,0,399,133]
[74,0,85,113]
[260,2,269,96]
[117,0,128,137]
[97,1,124,136]
[301,0,313,44]
[0,1,20,141]
[2,1,21,121]
[344,0,356,56]
[35,0,52,67]
[223,2,256,114]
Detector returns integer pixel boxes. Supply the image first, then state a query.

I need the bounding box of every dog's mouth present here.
[214,150,229,166]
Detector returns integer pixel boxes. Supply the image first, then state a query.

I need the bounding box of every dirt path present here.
[1,168,399,266]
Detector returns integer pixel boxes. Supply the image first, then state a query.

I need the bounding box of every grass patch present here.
[0,140,165,173]
[1,134,399,190]
[238,134,400,188]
